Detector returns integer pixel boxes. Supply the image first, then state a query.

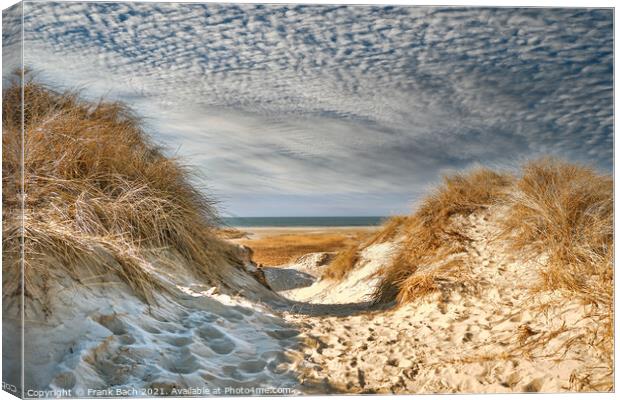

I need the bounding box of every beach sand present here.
[235,226,379,240]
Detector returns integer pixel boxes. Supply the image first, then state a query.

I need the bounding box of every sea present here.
[222,216,386,227]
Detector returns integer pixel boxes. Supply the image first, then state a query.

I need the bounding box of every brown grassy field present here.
[2,74,239,304]
[237,228,376,266]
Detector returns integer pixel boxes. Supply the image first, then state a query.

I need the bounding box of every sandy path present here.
[272,208,612,393]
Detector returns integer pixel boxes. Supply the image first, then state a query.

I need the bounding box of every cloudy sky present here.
[6,2,614,216]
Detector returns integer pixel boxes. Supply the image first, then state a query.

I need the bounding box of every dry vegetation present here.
[502,158,613,305]
[374,168,514,303]
[320,158,613,390]
[322,245,361,280]
[2,74,239,305]
[325,159,612,310]
[322,216,409,280]
[322,169,513,292]
[238,230,373,266]
[501,158,613,381]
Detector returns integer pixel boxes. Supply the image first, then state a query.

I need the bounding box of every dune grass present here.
[322,245,361,280]
[2,75,239,305]
[326,159,611,310]
[323,170,513,287]
[321,159,613,389]
[321,216,410,280]
[501,158,613,305]
[500,158,613,380]
[366,169,513,303]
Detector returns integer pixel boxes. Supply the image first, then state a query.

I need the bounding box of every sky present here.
[3,2,614,217]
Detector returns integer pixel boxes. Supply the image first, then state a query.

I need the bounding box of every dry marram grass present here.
[320,159,613,390]
[329,160,611,308]
[371,169,513,303]
[321,216,410,280]
[502,158,613,304]
[2,75,240,305]
[501,158,613,386]
[323,169,513,288]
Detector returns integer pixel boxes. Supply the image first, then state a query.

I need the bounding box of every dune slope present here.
[281,205,612,393]
[269,161,613,393]
[2,78,300,393]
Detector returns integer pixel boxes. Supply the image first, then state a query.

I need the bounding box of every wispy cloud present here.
[19,3,613,216]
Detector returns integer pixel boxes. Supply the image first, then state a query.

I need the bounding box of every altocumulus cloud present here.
[14,2,614,216]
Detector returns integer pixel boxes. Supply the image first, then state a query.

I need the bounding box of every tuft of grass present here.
[322,216,410,281]
[321,246,360,280]
[501,158,613,304]
[317,158,612,390]
[2,75,240,304]
[365,216,412,246]
[373,168,513,304]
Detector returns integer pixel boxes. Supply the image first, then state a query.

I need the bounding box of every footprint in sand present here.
[200,312,219,323]
[523,377,544,392]
[96,314,128,335]
[238,359,267,374]
[162,348,201,374]
[220,309,246,322]
[509,311,523,323]
[196,325,225,340]
[234,306,255,317]
[266,359,291,375]
[140,324,162,334]
[118,333,136,345]
[260,350,285,361]
[221,365,250,381]
[52,371,76,390]
[161,335,193,347]
[208,337,236,355]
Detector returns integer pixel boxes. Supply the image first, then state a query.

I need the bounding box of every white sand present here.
[273,242,399,304]
[7,253,302,395]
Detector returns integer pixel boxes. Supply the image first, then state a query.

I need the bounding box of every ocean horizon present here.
[222,216,387,227]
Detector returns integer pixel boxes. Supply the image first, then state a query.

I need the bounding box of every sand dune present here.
[2,80,304,396]
[265,206,613,393]
[4,252,303,395]
[10,205,611,394]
